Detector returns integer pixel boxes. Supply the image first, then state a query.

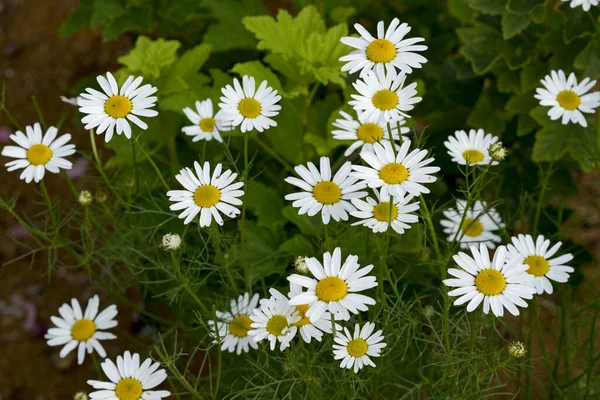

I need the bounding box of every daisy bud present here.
[161,233,182,251]
[73,392,89,400]
[95,190,107,203]
[508,341,527,359]
[293,256,309,274]
[489,143,507,162]
[78,190,93,206]
[422,305,435,319]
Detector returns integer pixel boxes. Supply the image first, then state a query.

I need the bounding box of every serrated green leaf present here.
[529,106,551,126]
[265,99,303,164]
[176,44,212,79]
[531,4,547,23]
[278,235,315,256]
[506,91,537,115]
[468,0,505,15]
[448,0,478,23]
[59,0,94,37]
[230,61,283,95]
[467,90,509,135]
[91,0,126,29]
[507,0,538,13]
[563,7,595,44]
[520,60,546,92]
[574,39,600,79]
[497,68,521,93]
[101,10,152,41]
[502,11,531,39]
[245,181,285,228]
[517,114,537,136]
[118,36,181,79]
[329,6,356,24]
[461,35,504,74]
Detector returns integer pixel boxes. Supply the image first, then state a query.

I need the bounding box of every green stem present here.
[171,252,208,313]
[212,305,222,400]
[240,132,250,289]
[534,297,563,397]
[136,140,170,191]
[31,96,47,129]
[154,345,205,399]
[532,162,554,236]
[39,180,58,230]
[131,135,140,194]
[254,136,293,172]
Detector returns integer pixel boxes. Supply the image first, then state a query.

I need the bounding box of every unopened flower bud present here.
[78,190,93,206]
[508,341,526,358]
[294,256,309,273]
[489,143,507,161]
[73,393,88,400]
[161,233,182,251]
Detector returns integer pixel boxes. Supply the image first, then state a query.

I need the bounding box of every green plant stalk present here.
[254,136,293,172]
[39,180,58,231]
[136,139,170,191]
[584,304,598,400]
[532,162,554,236]
[534,297,563,396]
[171,251,208,313]
[240,132,250,289]
[212,304,222,400]
[0,86,23,130]
[31,96,47,129]
[131,135,140,193]
[89,130,125,205]
[211,224,239,292]
[154,345,206,399]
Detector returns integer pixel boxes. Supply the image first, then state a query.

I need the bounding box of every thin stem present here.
[0,85,23,130]
[533,162,554,236]
[240,132,250,289]
[40,180,58,230]
[212,305,222,400]
[136,140,170,191]
[131,135,140,194]
[31,96,47,129]
[171,252,209,313]
[254,136,293,172]
[154,345,205,399]
[534,297,564,397]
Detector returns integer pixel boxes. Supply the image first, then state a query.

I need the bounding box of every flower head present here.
[440,200,504,250]
[287,283,339,343]
[249,289,299,351]
[182,99,231,143]
[208,293,260,355]
[561,0,599,11]
[161,233,182,251]
[444,129,499,166]
[333,322,387,373]
[294,256,310,274]
[79,190,93,206]
[350,189,420,234]
[489,143,507,161]
[508,341,527,358]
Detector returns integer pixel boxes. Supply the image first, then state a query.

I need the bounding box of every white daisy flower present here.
[507,234,575,295]
[444,129,500,166]
[332,322,387,373]
[349,68,421,124]
[284,157,367,224]
[44,295,117,365]
[87,351,170,400]
[352,140,440,198]
[287,283,339,343]
[182,99,231,143]
[443,244,536,317]
[534,70,600,128]
[287,247,378,322]
[78,72,158,142]
[249,289,299,351]
[561,0,598,11]
[167,161,244,227]
[440,200,504,250]
[218,75,281,133]
[350,189,420,234]
[60,95,82,106]
[2,123,76,183]
[339,18,427,77]
[208,293,260,355]
[332,110,409,156]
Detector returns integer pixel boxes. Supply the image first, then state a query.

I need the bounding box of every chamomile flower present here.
[2,123,76,183]
[45,295,117,365]
[208,293,260,355]
[350,189,420,234]
[332,110,409,156]
[249,289,299,351]
[339,18,427,77]
[333,322,387,373]
[167,161,244,227]
[218,75,281,133]
[352,140,440,198]
[349,68,421,124]
[182,99,231,143]
[534,70,600,128]
[288,283,339,343]
[507,234,575,295]
[284,157,367,224]
[440,200,504,250]
[287,247,378,322]
[444,244,536,317]
[78,72,158,142]
[444,129,500,166]
[87,351,170,400]
[561,0,598,11]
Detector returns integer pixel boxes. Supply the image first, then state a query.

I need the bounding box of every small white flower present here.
[161,233,182,251]
[288,283,339,343]
[561,0,599,11]
[489,143,507,161]
[78,190,93,206]
[444,244,536,317]
[339,18,427,77]
[249,289,299,351]
[78,72,158,142]
[167,161,244,227]
[218,75,281,133]
[45,295,118,365]
[294,256,310,274]
[332,322,387,373]
[534,70,600,128]
[182,99,231,143]
[284,157,367,224]
[444,129,499,166]
[208,293,260,355]
[507,234,575,295]
[332,110,409,156]
[287,247,378,322]
[508,341,527,359]
[60,96,82,106]
[440,200,504,250]
[87,351,170,400]
[349,67,421,124]
[351,189,420,234]
[2,123,76,183]
[352,140,440,198]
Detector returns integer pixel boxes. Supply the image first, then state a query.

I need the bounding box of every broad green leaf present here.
[520,60,546,92]
[329,6,357,24]
[245,181,285,229]
[563,7,595,44]
[467,90,509,135]
[282,206,324,236]
[461,35,504,74]
[118,36,181,79]
[101,10,152,41]
[264,99,303,164]
[230,61,283,95]
[91,0,126,29]
[278,235,315,256]
[176,44,212,79]
[497,68,521,93]
[448,0,478,23]
[530,4,547,24]
[507,0,539,13]
[59,0,93,37]
[506,91,537,115]
[501,11,531,39]
[574,40,600,79]
[517,114,537,136]
[467,0,505,15]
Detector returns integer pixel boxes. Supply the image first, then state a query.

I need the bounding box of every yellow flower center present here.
[26,144,53,166]
[475,269,506,296]
[193,185,221,208]
[372,89,399,111]
[379,162,409,184]
[462,149,485,164]
[104,95,133,119]
[312,181,342,205]
[229,315,252,338]
[556,90,581,111]
[199,117,216,132]
[347,338,369,357]
[356,123,384,143]
[315,276,348,302]
[115,378,143,400]
[373,201,398,222]
[266,315,289,336]
[524,255,550,277]
[461,218,483,237]
[238,98,262,118]
[292,304,311,327]
[366,39,397,63]
[70,319,97,341]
